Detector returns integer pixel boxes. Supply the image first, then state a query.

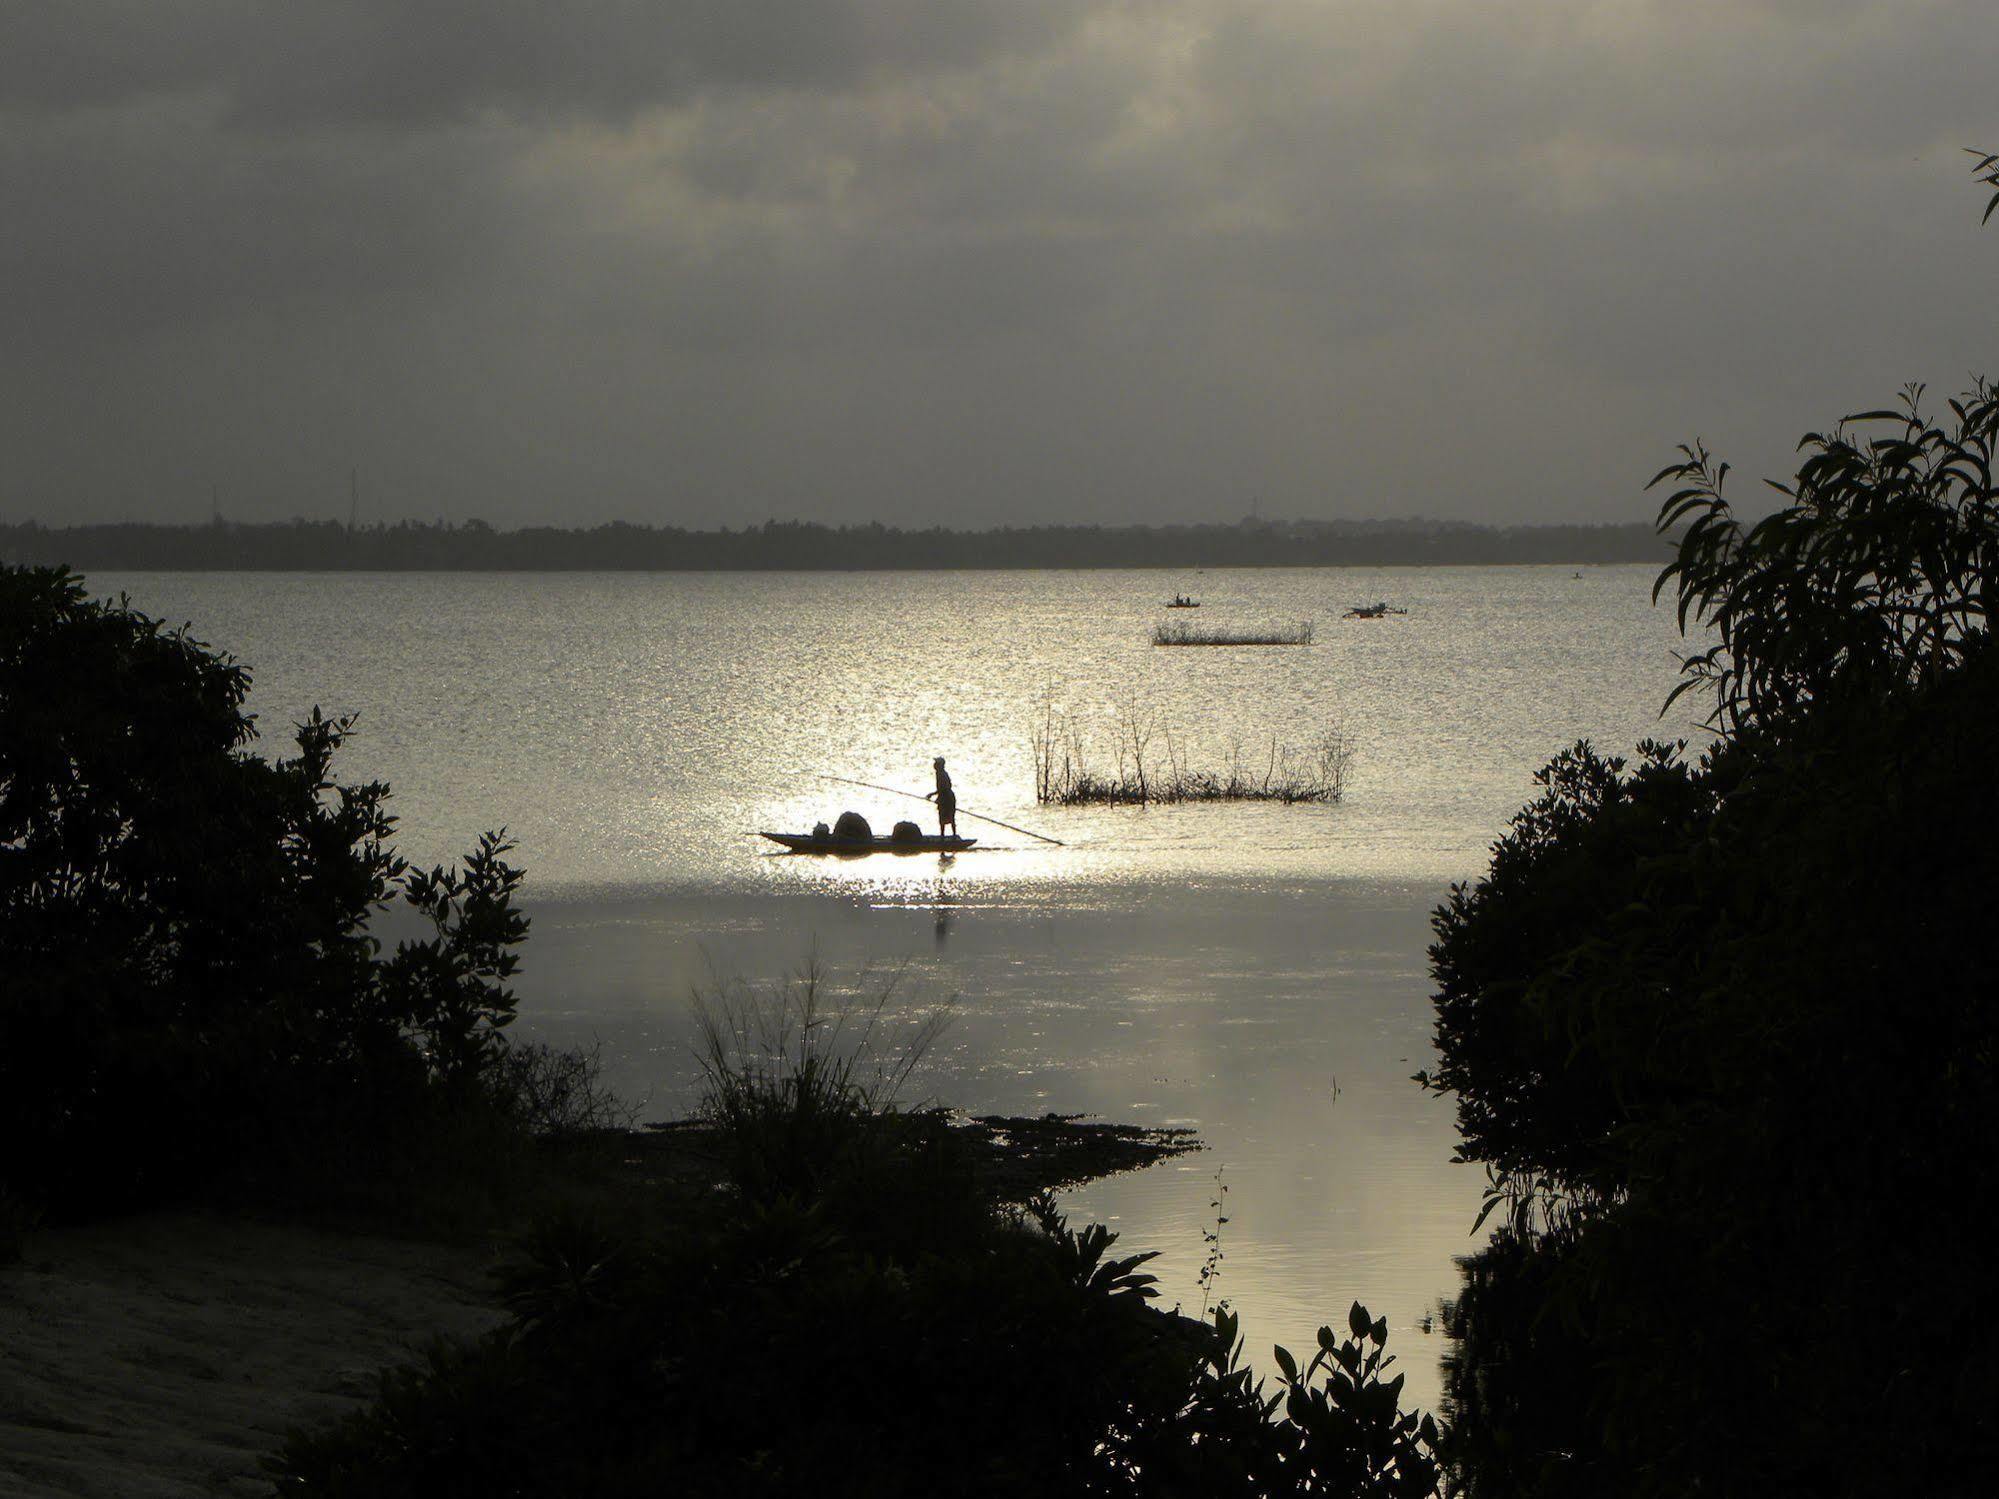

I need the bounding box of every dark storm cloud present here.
[0,100,507,343]
[0,1,1093,346]
[0,1,1087,123]
[1,1,1994,527]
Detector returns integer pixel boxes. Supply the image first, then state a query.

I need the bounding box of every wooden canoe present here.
[760,831,979,854]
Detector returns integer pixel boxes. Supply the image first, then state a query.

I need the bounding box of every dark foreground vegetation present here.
[1422,160,1999,1493]
[1425,366,1999,1488]
[0,564,575,1234]
[0,515,1669,572]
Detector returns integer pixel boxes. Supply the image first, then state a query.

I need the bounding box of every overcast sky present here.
[2,1,1993,530]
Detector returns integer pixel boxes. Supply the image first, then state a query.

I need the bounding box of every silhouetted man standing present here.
[926,757,958,837]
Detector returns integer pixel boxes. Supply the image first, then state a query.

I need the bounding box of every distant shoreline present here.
[2,517,1671,572]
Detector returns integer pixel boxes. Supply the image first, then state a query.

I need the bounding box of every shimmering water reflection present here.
[98,566,1689,891]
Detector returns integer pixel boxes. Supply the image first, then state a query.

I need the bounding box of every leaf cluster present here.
[1103,1302,1442,1498]
[1650,378,1998,737]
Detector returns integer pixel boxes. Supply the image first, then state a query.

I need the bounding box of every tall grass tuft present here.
[690,958,953,1205]
[1033,696,1355,805]
[1152,618,1314,646]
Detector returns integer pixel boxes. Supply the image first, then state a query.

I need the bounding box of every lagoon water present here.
[99,564,1695,1408]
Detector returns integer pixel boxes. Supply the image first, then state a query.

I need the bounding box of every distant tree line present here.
[0,515,1671,571]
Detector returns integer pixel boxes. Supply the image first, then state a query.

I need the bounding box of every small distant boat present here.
[1165,595,1200,608]
[761,831,978,854]
[1343,601,1408,620]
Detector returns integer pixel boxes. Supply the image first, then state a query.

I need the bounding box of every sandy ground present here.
[0,1212,507,1498]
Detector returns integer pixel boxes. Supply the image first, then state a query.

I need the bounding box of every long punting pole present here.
[812,773,1066,846]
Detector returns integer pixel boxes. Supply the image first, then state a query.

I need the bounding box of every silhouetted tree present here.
[0,515,1671,571]
[0,565,526,1210]
[1424,162,1999,1495]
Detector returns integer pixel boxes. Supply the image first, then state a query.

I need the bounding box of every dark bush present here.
[1426,374,1999,1493]
[0,564,530,1212]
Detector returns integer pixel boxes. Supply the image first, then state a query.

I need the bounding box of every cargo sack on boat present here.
[833,810,873,841]
[890,820,923,843]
